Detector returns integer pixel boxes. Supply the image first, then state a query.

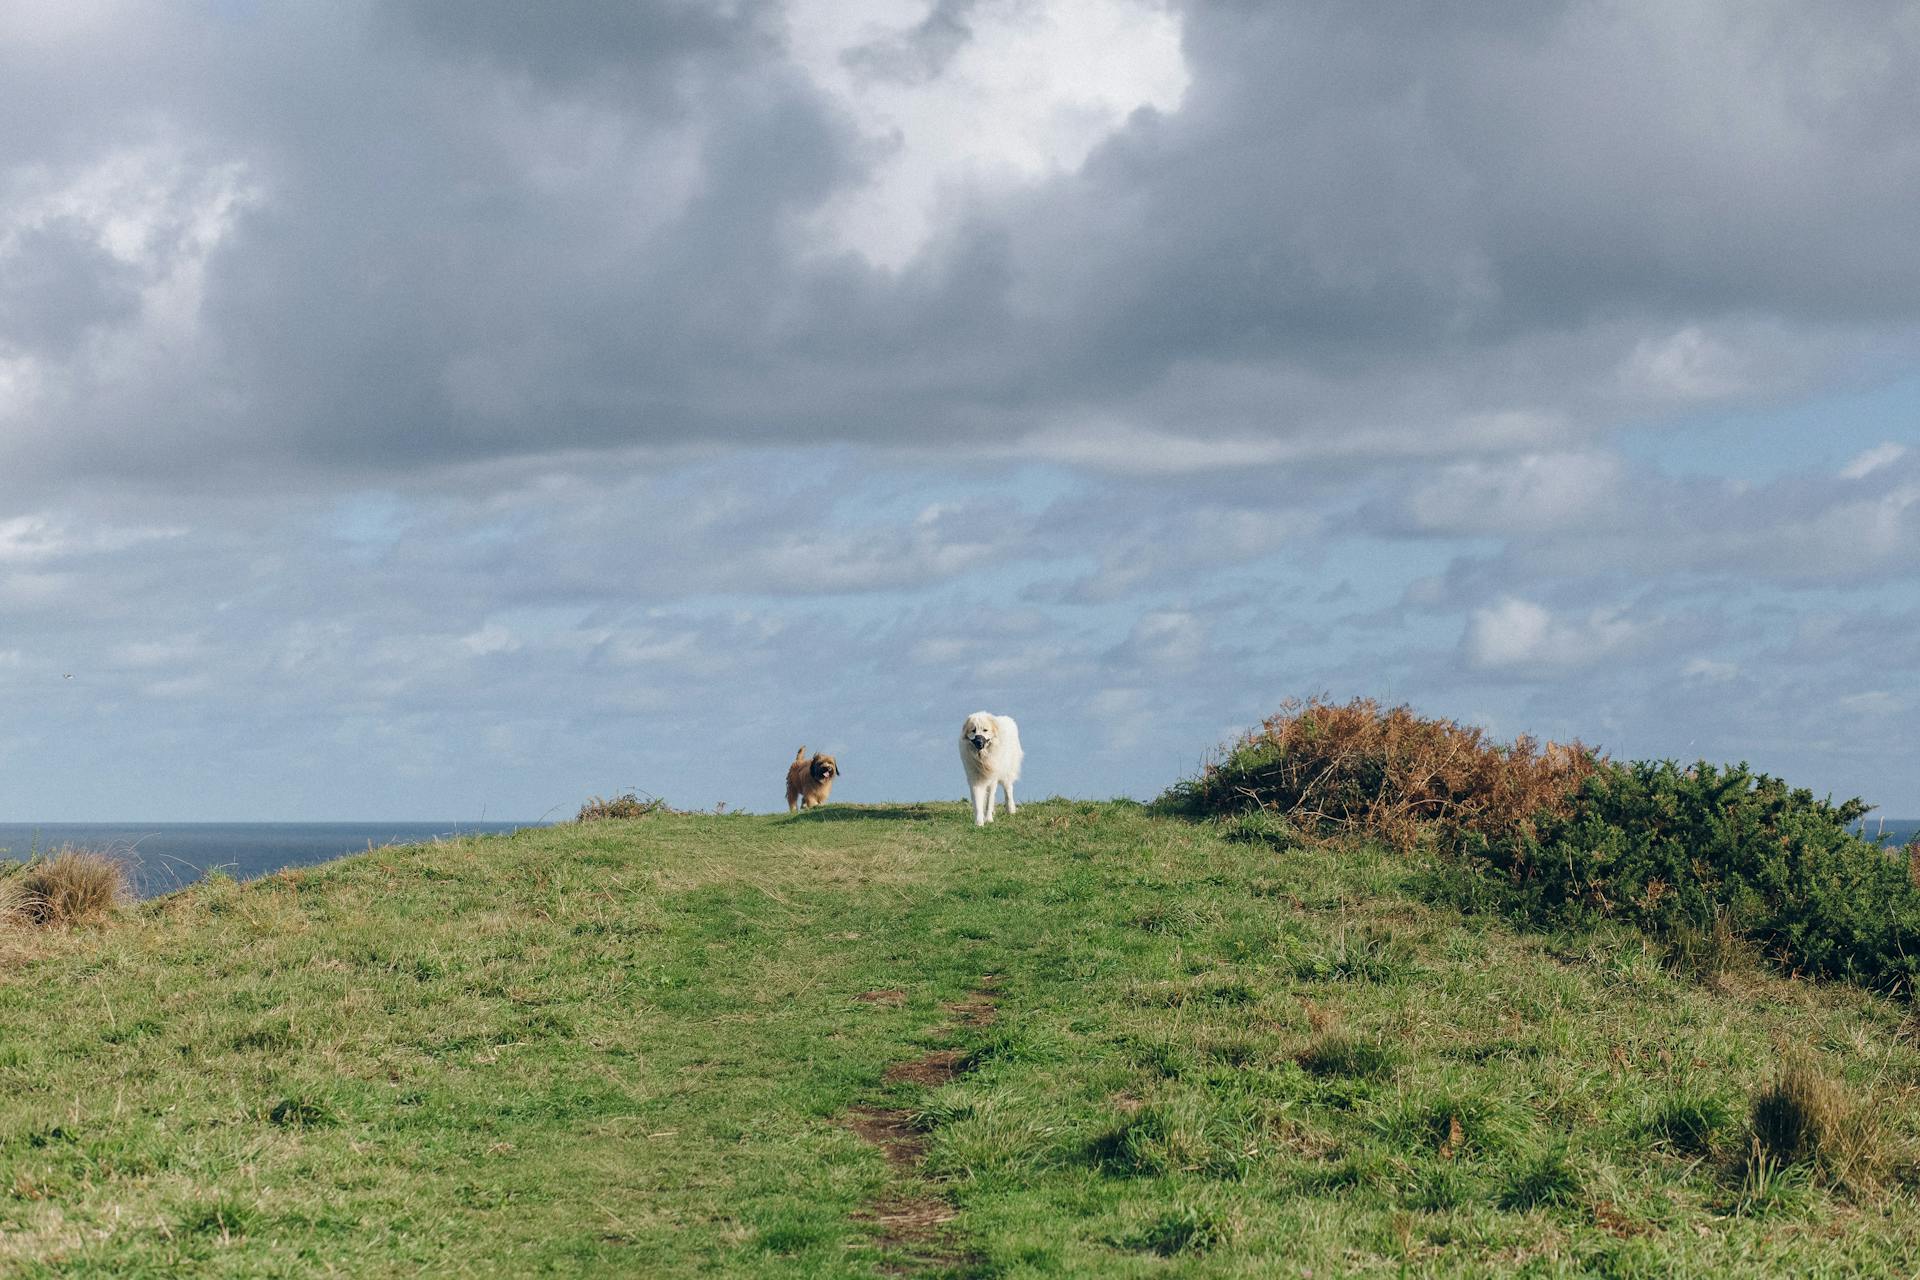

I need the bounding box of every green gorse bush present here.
[1459,760,1920,994]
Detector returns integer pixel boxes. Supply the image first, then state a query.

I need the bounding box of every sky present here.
[2,0,1917,822]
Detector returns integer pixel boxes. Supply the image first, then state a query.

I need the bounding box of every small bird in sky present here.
[63,673,73,680]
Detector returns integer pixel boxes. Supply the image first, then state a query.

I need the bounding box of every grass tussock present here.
[1496,1146,1583,1211]
[1296,1031,1397,1080]
[1296,926,1417,983]
[1645,1088,1737,1157]
[1661,906,1756,984]
[575,792,668,822]
[0,847,130,927]
[1161,696,1599,852]
[1118,1199,1238,1256]
[1747,1053,1888,1189]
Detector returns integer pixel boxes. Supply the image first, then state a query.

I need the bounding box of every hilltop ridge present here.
[4,802,1919,1276]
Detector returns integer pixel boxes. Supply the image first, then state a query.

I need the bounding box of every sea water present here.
[1858,818,1920,849]
[0,822,543,898]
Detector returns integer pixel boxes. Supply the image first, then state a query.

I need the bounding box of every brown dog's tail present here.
[795,746,806,761]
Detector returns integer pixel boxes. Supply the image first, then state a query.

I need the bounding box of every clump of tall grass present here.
[1295,1031,1397,1080]
[1117,1198,1237,1256]
[1660,905,1755,984]
[1159,696,1599,852]
[1746,1052,1889,1190]
[1294,926,1417,983]
[1086,1097,1262,1180]
[1,847,131,927]
[1497,1146,1582,1211]
[576,792,667,822]
[1644,1087,1736,1156]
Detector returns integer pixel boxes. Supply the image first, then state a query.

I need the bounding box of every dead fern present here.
[1163,696,1601,853]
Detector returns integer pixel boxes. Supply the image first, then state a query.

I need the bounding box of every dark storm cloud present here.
[195,64,864,472]
[0,220,143,356]
[1,0,869,484]
[7,0,1920,491]
[377,0,777,98]
[1000,0,1920,415]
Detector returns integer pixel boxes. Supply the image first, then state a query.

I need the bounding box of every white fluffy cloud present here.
[792,0,1188,267]
[1404,452,1624,536]
[1462,598,1643,674]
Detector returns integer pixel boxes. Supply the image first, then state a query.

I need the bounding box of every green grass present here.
[4,801,1920,1276]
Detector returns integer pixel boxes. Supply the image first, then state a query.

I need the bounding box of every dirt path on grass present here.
[843,975,1001,1275]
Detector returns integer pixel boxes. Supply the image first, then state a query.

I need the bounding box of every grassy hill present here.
[4,802,1920,1277]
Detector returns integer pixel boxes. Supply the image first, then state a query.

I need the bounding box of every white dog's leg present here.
[984,779,998,823]
[1003,779,1016,815]
[971,781,989,826]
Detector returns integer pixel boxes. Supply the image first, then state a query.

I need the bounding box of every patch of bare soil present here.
[841,976,1002,1273]
[884,1048,968,1087]
[846,1105,926,1168]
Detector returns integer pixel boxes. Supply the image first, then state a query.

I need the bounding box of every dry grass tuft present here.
[1662,906,1757,985]
[2,847,131,927]
[1748,1052,1888,1189]
[576,792,668,822]
[1167,696,1602,852]
[0,875,25,925]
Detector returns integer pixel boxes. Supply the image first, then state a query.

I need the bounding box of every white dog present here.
[959,712,1023,826]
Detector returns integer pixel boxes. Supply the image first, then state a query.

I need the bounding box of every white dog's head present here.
[961,712,998,753]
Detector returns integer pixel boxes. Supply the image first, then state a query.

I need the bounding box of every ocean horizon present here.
[0,821,549,898]
[1858,818,1920,847]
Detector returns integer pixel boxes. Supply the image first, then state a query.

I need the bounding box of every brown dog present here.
[785,747,839,812]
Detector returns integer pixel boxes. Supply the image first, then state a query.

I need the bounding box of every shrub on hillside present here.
[0,847,130,926]
[1168,697,1920,997]
[576,792,667,822]
[1464,761,1920,994]
[1158,696,1599,852]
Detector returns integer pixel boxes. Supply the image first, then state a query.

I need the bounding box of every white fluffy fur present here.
[959,711,1023,826]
